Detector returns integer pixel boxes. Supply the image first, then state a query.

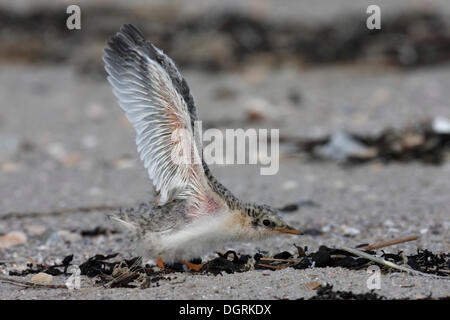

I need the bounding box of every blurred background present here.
[0,0,449,253]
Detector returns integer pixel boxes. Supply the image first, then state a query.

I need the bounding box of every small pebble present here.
[1,162,21,173]
[30,273,53,284]
[58,230,82,242]
[340,225,360,236]
[432,116,450,134]
[244,97,273,121]
[41,230,64,245]
[305,281,322,290]
[46,142,67,161]
[25,225,47,236]
[383,219,395,227]
[0,231,28,249]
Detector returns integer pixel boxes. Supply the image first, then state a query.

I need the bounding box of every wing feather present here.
[103,24,207,206]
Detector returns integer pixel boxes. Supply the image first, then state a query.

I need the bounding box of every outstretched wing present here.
[103,24,209,208]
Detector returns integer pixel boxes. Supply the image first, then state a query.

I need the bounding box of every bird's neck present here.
[202,162,243,210]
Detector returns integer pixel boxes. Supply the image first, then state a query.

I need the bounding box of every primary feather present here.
[103,24,208,208]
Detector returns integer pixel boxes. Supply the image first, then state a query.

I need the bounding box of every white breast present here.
[139,212,246,263]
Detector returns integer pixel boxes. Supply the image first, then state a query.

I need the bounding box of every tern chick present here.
[103,24,301,270]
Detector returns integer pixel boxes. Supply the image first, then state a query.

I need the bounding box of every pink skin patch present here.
[186,191,221,220]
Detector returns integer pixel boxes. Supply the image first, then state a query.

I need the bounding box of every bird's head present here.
[241,203,301,237]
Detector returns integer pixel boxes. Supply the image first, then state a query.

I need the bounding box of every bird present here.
[103,24,301,271]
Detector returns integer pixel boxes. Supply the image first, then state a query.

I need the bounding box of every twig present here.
[105,257,143,288]
[257,263,288,270]
[0,276,67,289]
[438,270,450,275]
[359,235,419,251]
[426,267,450,275]
[339,247,446,278]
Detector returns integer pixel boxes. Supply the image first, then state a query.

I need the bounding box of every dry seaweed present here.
[9,245,447,281]
[9,254,73,276]
[201,251,252,275]
[307,284,384,300]
[78,254,164,287]
[295,121,450,165]
[306,283,450,300]
[6,235,447,291]
[68,245,450,279]
[407,249,450,276]
[78,253,119,277]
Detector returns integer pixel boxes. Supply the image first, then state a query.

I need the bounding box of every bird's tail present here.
[107,203,153,234]
[108,212,137,231]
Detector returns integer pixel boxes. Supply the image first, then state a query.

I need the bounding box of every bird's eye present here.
[262,219,271,226]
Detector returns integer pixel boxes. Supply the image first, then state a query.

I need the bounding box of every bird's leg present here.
[179,261,205,272]
[157,258,165,270]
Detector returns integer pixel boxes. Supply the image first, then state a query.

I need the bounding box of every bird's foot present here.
[157,258,165,271]
[180,261,205,272]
